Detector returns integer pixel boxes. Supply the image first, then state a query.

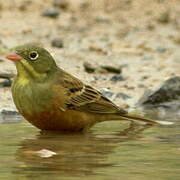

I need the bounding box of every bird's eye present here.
[29,51,39,60]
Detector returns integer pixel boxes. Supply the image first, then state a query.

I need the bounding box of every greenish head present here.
[6,44,57,82]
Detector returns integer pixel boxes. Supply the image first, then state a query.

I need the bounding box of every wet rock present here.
[51,38,63,48]
[42,8,60,18]
[53,0,69,10]
[110,74,124,82]
[138,76,180,108]
[83,62,96,73]
[157,11,170,24]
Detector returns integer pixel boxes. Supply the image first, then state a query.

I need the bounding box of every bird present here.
[5,44,172,132]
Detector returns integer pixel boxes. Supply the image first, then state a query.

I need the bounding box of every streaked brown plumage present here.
[5,44,171,132]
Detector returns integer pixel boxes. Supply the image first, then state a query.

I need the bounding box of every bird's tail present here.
[121,112,174,125]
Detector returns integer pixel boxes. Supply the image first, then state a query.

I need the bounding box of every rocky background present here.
[0,0,180,119]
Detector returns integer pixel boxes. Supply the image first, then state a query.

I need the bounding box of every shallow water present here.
[0,113,179,180]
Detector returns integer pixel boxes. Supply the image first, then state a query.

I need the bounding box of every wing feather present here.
[56,69,126,114]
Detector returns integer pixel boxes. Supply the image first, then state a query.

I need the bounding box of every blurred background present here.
[0,0,180,113]
[0,1,180,180]
[0,0,180,112]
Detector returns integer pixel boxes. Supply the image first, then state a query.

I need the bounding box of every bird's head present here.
[6,44,57,82]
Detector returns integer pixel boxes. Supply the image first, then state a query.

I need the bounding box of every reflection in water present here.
[0,110,179,180]
[0,113,22,124]
[14,126,142,178]
[141,107,180,122]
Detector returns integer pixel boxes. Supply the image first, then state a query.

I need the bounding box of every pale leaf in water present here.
[36,149,57,158]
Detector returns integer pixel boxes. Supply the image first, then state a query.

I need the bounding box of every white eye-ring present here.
[29,51,39,60]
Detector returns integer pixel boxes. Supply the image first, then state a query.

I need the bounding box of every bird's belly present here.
[12,80,97,132]
[22,109,96,132]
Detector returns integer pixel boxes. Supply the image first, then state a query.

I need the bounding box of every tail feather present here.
[122,113,174,125]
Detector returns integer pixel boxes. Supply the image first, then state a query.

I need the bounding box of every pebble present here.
[138,84,146,88]
[0,79,12,87]
[19,0,32,11]
[0,73,14,79]
[146,23,155,31]
[53,0,69,10]
[100,65,122,74]
[110,74,124,82]
[51,38,63,48]
[95,17,110,24]
[89,45,107,55]
[156,47,167,53]
[1,109,19,115]
[100,88,115,99]
[83,62,96,73]
[0,73,14,87]
[157,11,170,24]
[42,8,60,18]
[83,62,122,74]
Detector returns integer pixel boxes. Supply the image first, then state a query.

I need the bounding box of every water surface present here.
[0,113,179,180]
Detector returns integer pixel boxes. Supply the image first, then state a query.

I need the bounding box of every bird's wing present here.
[53,70,174,126]
[56,70,126,114]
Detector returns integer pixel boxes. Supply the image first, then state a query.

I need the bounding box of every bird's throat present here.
[15,60,46,83]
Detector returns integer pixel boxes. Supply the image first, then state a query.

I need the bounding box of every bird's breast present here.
[12,78,53,115]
